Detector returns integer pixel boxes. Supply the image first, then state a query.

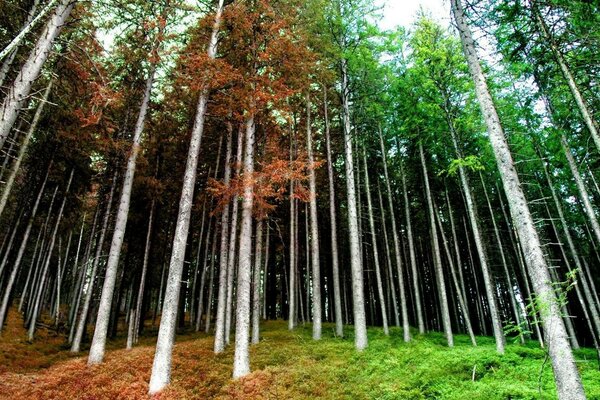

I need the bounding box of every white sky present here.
[377,0,451,31]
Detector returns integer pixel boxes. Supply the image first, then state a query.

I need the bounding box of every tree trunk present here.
[232,114,255,379]
[251,219,263,344]
[323,86,343,337]
[0,162,50,331]
[71,172,117,352]
[0,0,75,149]
[446,116,505,353]
[148,1,225,392]
[363,149,389,335]
[27,169,73,341]
[88,45,160,364]
[306,93,322,340]
[0,81,52,220]
[214,121,233,352]
[341,57,367,350]
[419,143,453,346]
[451,0,585,396]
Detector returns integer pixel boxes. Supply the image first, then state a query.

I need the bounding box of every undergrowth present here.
[1,308,599,399]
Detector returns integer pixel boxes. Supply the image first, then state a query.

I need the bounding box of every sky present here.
[377,0,451,31]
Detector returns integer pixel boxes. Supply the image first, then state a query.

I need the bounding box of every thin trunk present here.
[377,180,399,327]
[363,150,388,335]
[0,163,50,331]
[306,93,321,340]
[71,173,117,352]
[446,117,504,353]
[27,169,73,341]
[214,121,233,352]
[251,219,263,344]
[419,143,453,346]
[0,0,75,149]
[435,204,476,346]
[379,128,411,341]
[323,86,343,337]
[88,47,160,364]
[0,81,52,220]
[232,114,255,379]
[341,57,367,350]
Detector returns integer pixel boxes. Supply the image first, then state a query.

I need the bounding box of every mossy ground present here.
[1,308,599,399]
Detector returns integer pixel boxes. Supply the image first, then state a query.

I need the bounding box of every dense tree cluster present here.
[0,0,598,397]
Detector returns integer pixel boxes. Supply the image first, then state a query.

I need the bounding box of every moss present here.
[1,314,599,399]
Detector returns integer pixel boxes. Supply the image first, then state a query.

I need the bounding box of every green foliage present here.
[443,155,485,177]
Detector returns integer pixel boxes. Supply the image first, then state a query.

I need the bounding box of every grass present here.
[1,308,599,399]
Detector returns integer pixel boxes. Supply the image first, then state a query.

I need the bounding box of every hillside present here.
[1,309,599,399]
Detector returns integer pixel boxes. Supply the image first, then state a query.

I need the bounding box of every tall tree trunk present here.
[27,169,73,341]
[0,0,42,88]
[451,0,585,396]
[71,172,117,352]
[214,121,233,352]
[531,2,600,153]
[446,117,505,353]
[148,1,225,392]
[130,200,155,346]
[225,127,244,345]
[88,40,161,364]
[251,219,263,344]
[0,81,52,220]
[400,162,424,334]
[232,114,255,379]
[0,162,50,331]
[323,86,343,337]
[435,204,476,345]
[0,0,75,149]
[306,93,322,340]
[377,180,399,327]
[378,128,411,341]
[363,150,388,335]
[341,58,367,350]
[419,143,453,346]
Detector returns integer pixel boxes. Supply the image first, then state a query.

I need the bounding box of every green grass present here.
[1,316,599,399]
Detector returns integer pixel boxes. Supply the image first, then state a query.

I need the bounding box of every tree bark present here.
[341,57,367,350]
[419,143,453,346]
[232,114,255,379]
[0,0,75,149]
[451,0,585,396]
[0,81,52,220]
[148,1,225,392]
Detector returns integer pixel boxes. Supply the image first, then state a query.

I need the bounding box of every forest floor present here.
[1,308,599,399]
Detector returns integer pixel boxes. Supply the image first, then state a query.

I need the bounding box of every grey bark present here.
[148,1,224,392]
[306,94,322,340]
[0,162,50,331]
[251,219,263,344]
[214,121,233,352]
[27,168,73,341]
[323,86,343,337]
[71,172,117,352]
[0,81,52,220]
[451,0,586,397]
[446,118,505,353]
[341,57,367,350]
[232,114,255,379]
[419,142,453,346]
[0,0,75,149]
[363,149,389,335]
[88,60,157,364]
[378,128,411,341]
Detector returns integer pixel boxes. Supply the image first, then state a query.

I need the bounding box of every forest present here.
[0,0,599,398]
